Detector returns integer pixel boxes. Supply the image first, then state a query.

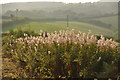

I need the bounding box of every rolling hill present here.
[94,15,118,30]
[3,21,113,37]
[2,2,118,18]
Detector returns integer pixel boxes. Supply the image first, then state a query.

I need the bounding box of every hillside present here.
[2,2,118,17]
[2,2,118,31]
[1,2,118,38]
[94,16,118,29]
[3,21,113,37]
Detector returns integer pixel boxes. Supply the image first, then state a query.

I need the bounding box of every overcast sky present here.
[1,0,100,4]
[0,0,119,4]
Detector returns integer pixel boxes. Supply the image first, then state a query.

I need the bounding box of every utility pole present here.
[67,15,69,27]
[15,9,19,21]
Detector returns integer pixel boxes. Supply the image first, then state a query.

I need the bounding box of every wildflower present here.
[58,44,60,46]
[16,29,118,49]
[24,33,28,37]
[97,57,101,62]
[48,51,51,54]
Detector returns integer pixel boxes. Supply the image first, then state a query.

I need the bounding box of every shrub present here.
[2,29,120,78]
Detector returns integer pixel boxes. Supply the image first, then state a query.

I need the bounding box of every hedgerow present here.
[2,29,120,78]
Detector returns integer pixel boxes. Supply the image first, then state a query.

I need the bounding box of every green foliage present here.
[2,29,38,58]
[2,30,120,78]
[9,28,38,38]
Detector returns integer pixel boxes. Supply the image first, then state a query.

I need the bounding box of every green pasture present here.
[3,21,113,36]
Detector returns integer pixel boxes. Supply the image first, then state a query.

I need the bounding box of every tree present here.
[15,9,19,20]
[10,14,15,21]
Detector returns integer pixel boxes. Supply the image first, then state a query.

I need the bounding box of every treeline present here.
[3,8,117,29]
[2,2,118,17]
[4,9,117,19]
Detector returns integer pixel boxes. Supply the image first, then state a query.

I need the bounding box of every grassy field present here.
[3,21,113,36]
[95,16,118,29]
